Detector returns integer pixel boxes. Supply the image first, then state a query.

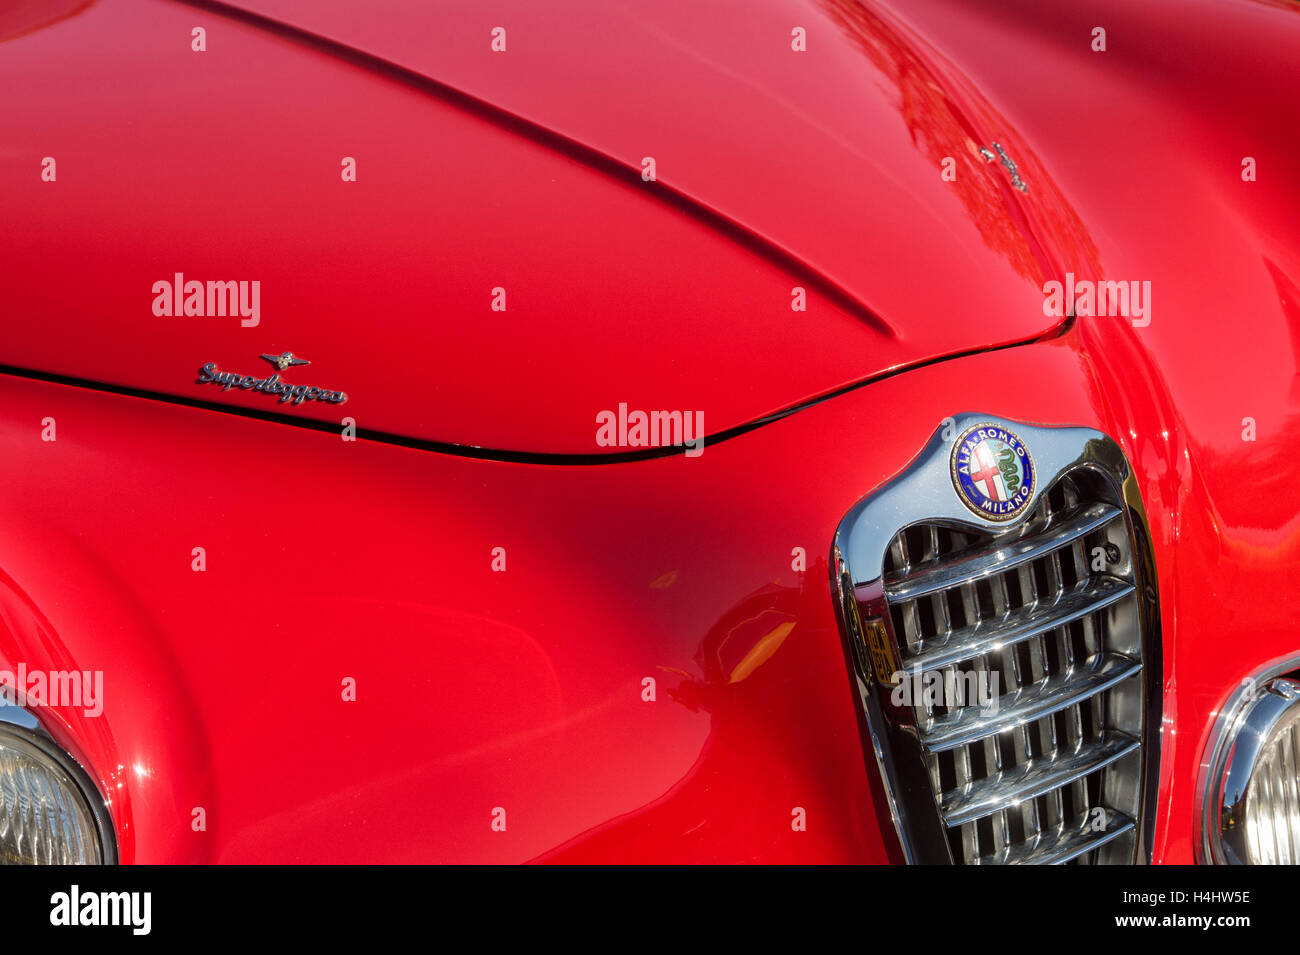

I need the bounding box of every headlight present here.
[1201,674,1300,864]
[0,702,116,864]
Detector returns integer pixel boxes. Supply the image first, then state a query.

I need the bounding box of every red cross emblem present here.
[968,443,1004,502]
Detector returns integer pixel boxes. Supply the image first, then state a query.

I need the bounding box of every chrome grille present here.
[881,472,1145,864]
[831,416,1161,866]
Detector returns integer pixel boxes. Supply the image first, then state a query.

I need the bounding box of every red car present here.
[2,0,1299,866]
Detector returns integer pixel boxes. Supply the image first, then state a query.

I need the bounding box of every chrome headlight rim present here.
[0,699,118,865]
[1198,656,1300,865]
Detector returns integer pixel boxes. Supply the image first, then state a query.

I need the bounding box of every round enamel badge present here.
[951,423,1036,522]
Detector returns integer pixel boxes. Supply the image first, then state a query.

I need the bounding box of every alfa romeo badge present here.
[951,423,1036,521]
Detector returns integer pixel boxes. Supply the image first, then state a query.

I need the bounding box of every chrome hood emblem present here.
[978,142,1028,193]
[260,351,310,371]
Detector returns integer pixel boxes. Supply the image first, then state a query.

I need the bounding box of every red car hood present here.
[0,0,1080,454]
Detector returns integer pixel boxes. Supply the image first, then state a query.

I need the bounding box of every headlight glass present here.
[0,715,112,865]
[1202,675,1300,864]
[1241,690,1300,864]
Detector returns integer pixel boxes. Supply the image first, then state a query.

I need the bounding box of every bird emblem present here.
[259,351,310,371]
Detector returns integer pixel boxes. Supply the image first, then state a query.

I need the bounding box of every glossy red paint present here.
[0,0,1074,454]
[0,0,1298,863]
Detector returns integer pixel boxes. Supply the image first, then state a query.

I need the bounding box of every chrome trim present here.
[909,576,1134,673]
[0,694,118,865]
[831,413,1163,865]
[922,653,1142,752]
[831,554,948,864]
[886,502,1121,600]
[995,812,1135,865]
[942,732,1140,826]
[1199,663,1300,865]
[837,419,1121,583]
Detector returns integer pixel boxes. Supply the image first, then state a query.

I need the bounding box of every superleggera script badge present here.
[196,353,347,405]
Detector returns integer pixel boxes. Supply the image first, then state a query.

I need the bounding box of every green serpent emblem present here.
[997,447,1021,495]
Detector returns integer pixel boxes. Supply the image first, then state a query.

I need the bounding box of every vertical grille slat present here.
[884,501,1122,601]
[940,733,1141,826]
[918,655,1141,752]
[903,577,1133,673]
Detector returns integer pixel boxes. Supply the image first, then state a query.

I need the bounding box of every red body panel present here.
[0,0,1072,453]
[2,0,1299,863]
